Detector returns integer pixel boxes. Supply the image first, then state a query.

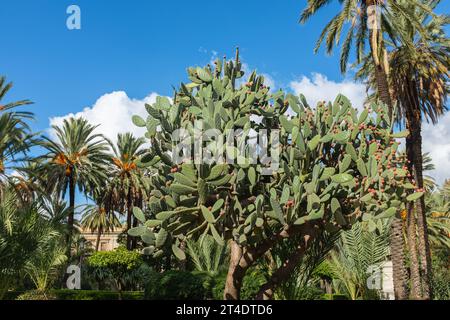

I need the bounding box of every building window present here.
[100,242,108,251]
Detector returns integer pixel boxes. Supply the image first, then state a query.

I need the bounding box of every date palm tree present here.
[38,118,111,253]
[356,0,449,298]
[299,0,434,299]
[103,133,149,250]
[81,200,122,251]
[0,76,35,196]
[300,0,430,110]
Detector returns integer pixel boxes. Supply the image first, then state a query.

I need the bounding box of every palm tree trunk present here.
[406,202,422,298]
[126,204,133,251]
[126,189,133,250]
[67,173,75,257]
[368,23,411,299]
[407,114,433,299]
[95,227,102,251]
[390,219,409,299]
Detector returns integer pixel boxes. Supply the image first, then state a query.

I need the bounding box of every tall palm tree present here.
[81,202,122,251]
[300,0,430,111]
[0,76,35,196]
[299,0,433,300]
[103,133,149,250]
[356,0,449,298]
[38,118,111,252]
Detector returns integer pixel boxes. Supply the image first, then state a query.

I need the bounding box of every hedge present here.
[5,290,144,300]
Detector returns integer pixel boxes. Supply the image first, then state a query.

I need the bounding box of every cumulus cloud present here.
[289,73,368,110]
[49,91,159,145]
[422,112,450,186]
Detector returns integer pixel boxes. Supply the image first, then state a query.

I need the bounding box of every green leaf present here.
[212,199,224,213]
[155,229,168,248]
[128,226,147,237]
[280,185,290,204]
[339,154,352,173]
[294,217,307,225]
[210,224,224,246]
[279,116,294,133]
[145,220,161,228]
[270,197,285,224]
[391,130,409,138]
[308,135,321,151]
[357,159,368,176]
[331,173,353,184]
[170,184,197,195]
[248,167,256,186]
[308,208,324,221]
[331,198,341,214]
[172,244,186,261]
[201,205,215,223]
[358,109,368,124]
[142,246,155,256]
[346,143,358,161]
[133,207,146,224]
[320,167,335,181]
[307,194,321,212]
[209,174,232,187]
[207,164,228,181]
[407,192,424,202]
[333,131,349,143]
[376,207,397,219]
[360,193,373,202]
[141,231,155,244]
[132,115,146,127]
[369,142,378,156]
[155,211,174,221]
[320,134,333,143]
[158,96,171,110]
[197,67,212,82]
[174,172,197,188]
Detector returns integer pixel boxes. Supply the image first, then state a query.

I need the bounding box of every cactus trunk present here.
[256,227,318,300]
[224,240,248,300]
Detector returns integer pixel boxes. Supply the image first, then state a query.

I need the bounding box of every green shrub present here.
[52,290,144,300]
[321,293,349,300]
[16,290,56,300]
[144,270,207,300]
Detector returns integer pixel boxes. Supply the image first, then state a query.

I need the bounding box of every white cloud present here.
[49,91,159,145]
[422,112,450,186]
[289,73,368,110]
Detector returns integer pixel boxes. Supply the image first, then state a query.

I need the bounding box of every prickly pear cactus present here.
[129,53,418,260]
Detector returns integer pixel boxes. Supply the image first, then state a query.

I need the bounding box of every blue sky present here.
[1,0,450,187]
[0,0,358,129]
